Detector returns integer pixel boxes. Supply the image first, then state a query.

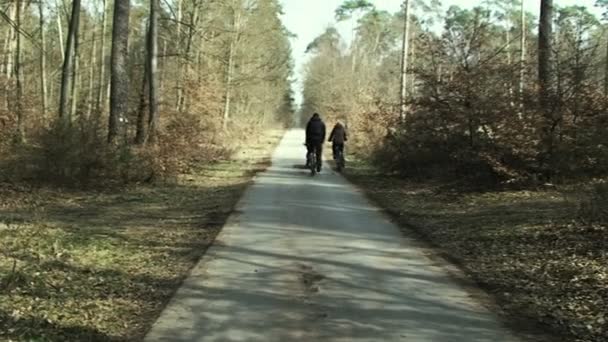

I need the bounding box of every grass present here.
[0,130,284,341]
[344,159,608,342]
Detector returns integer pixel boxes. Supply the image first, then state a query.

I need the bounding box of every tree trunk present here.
[223,43,235,130]
[87,30,97,118]
[106,75,111,108]
[179,8,199,113]
[147,0,159,143]
[538,0,553,102]
[159,39,167,109]
[108,0,131,143]
[573,31,582,127]
[223,10,240,130]
[2,18,12,110]
[399,0,410,121]
[555,28,562,100]
[96,0,109,112]
[506,25,514,107]
[538,0,556,169]
[39,0,48,118]
[197,25,205,83]
[506,27,512,65]
[410,25,416,98]
[70,18,82,121]
[519,0,526,113]
[55,0,65,61]
[49,73,55,106]
[437,63,443,95]
[604,34,608,96]
[135,44,149,145]
[5,3,16,79]
[2,5,11,110]
[15,0,24,142]
[59,0,81,124]
[175,0,183,112]
[1,27,9,77]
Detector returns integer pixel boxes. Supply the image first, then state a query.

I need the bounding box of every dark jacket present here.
[306,116,326,144]
[329,123,347,144]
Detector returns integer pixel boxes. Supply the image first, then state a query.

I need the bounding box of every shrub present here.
[0,111,232,187]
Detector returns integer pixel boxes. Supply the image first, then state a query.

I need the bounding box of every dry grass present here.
[0,130,284,341]
[345,159,608,342]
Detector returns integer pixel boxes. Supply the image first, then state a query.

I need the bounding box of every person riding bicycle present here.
[329,120,347,162]
[305,113,326,172]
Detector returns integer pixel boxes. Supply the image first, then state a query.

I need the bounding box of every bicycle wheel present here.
[334,151,343,172]
[308,153,317,175]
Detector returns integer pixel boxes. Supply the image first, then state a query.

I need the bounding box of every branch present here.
[0,7,40,48]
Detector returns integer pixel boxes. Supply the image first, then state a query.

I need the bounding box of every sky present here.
[280,0,601,106]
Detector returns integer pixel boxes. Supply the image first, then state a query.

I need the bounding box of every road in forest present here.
[145,130,521,342]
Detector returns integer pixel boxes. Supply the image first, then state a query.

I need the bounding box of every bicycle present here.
[305,144,317,176]
[307,150,317,176]
[335,148,345,172]
[332,145,345,172]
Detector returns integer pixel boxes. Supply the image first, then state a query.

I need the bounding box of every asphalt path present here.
[145,130,521,342]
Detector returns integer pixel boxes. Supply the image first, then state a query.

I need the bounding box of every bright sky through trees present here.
[280,0,601,106]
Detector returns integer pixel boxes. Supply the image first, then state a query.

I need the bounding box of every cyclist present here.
[328,120,347,163]
[305,113,326,172]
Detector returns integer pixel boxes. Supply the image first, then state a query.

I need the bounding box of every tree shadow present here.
[0,168,257,340]
[144,155,524,341]
[0,309,115,342]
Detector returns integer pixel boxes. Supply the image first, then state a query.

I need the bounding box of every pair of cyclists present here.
[305,113,347,172]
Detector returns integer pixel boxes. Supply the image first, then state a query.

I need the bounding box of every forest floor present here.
[344,160,608,342]
[2,131,606,342]
[0,130,284,341]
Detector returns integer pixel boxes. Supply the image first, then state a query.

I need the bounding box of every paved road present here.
[145,130,521,342]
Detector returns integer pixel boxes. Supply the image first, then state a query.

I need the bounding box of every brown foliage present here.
[0,110,231,187]
[152,110,232,178]
[356,65,608,185]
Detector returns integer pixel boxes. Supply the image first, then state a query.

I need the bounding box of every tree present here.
[147,0,159,143]
[175,0,183,111]
[554,6,600,124]
[14,0,24,142]
[87,28,97,118]
[108,0,131,143]
[39,0,48,117]
[335,0,374,20]
[519,0,526,110]
[222,0,244,130]
[96,0,109,112]
[356,10,396,60]
[70,11,82,120]
[4,2,17,81]
[135,40,150,145]
[400,0,411,120]
[54,0,65,62]
[59,0,80,125]
[335,0,374,73]
[595,0,608,94]
[539,0,554,103]
[485,0,522,107]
